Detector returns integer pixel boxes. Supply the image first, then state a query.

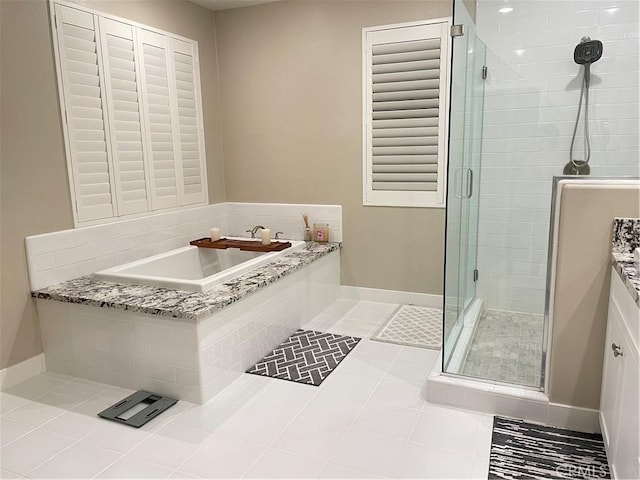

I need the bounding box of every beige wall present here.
[549,183,640,409]
[0,0,224,369]
[215,0,450,294]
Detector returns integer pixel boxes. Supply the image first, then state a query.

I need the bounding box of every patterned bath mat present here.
[489,416,610,479]
[246,329,361,386]
[371,305,442,349]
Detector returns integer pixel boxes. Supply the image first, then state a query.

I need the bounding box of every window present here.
[50,1,208,225]
[362,19,451,208]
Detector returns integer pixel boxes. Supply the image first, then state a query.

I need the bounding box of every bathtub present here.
[93,238,306,292]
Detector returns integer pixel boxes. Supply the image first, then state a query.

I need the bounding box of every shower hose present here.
[568,64,592,169]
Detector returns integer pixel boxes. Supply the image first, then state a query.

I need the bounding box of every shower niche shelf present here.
[190,237,292,252]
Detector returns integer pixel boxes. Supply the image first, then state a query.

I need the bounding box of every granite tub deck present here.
[611,217,640,307]
[32,242,340,320]
[32,242,341,403]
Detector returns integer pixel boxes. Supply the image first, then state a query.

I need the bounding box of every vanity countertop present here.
[611,217,640,307]
[32,242,340,321]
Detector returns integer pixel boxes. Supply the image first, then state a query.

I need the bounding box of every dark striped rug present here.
[489,416,610,479]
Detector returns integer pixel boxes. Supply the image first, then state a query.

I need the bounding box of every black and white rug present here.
[246,329,361,386]
[489,416,610,479]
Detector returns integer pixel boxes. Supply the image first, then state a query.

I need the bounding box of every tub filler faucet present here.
[246,225,265,239]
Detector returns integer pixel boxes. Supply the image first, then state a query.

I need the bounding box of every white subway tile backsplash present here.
[25,202,341,291]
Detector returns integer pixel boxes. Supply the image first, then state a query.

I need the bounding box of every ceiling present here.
[190,0,280,11]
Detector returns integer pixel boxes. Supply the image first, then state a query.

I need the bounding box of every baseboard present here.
[426,357,601,433]
[340,285,442,308]
[0,354,46,390]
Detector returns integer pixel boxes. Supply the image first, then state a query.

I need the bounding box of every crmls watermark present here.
[555,462,610,478]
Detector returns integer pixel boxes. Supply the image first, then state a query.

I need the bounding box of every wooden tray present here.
[190,237,292,252]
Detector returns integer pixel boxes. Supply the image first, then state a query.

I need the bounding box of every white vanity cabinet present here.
[600,267,639,480]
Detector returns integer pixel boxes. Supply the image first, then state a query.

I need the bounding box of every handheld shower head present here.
[574,37,603,65]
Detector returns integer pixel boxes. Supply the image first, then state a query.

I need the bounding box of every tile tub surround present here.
[25,202,342,291]
[611,218,640,306]
[35,249,341,404]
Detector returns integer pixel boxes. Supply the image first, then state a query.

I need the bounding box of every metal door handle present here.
[612,342,623,358]
[465,168,473,198]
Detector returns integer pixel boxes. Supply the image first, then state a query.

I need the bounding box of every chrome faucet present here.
[246,225,265,239]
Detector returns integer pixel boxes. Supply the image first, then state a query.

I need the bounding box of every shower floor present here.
[461,309,544,388]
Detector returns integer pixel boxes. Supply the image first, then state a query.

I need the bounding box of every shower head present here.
[574,37,603,65]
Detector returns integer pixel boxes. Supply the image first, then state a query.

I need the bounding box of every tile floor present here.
[0,300,493,479]
[461,309,544,388]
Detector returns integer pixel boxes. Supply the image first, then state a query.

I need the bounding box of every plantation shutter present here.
[363,21,450,207]
[54,4,116,222]
[137,29,180,210]
[169,39,207,205]
[98,18,151,215]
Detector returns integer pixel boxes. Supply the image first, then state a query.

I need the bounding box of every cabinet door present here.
[600,299,623,452]
[613,333,639,480]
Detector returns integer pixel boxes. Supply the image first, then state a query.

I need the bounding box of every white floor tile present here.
[0,418,34,446]
[3,375,69,400]
[42,408,106,441]
[168,472,199,479]
[50,379,109,400]
[396,345,441,365]
[394,442,474,478]
[272,416,348,461]
[475,421,494,458]
[128,423,210,469]
[470,455,491,479]
[316,462,385,479]
[87,386,136,410]
[331,320,377,338]
[3,400,66,427]
[0,393,29,416]
[247,378,317,415]
[368,376,425,410]
[0,429,76,475]
[214,400,298,446]
[336,351,394,379]
[28,441,120,479]
[411,407,482,455]
[32,391,84,410]
[328,428,407,477]
[385,358,430,386]
[318,369,381,402]
[351,339,402,360]
[299,390,365,427]
[351,401,421,440]
[243,449,325,478]
[179,434,265,478]
[343,301,398,323]
[0,468,22,479]
[95,456,173,479]
[83,420,153,454]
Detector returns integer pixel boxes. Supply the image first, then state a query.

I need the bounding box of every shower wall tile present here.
[474,0,639,313]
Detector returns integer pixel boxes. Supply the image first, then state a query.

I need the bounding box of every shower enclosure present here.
[443,0,640,389]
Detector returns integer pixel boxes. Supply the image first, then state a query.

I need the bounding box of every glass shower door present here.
[443,0,486,371]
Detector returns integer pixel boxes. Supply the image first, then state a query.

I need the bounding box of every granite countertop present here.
[32,242,340,321]
[611,217,640,307]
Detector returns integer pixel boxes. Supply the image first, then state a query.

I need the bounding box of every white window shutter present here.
[136,28,179,210]
[363,21,450,207]
[54,4,116,222]
[98,18,151,215]
[169,39,207,205]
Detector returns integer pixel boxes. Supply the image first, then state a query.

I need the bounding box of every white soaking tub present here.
[93,238,306,292]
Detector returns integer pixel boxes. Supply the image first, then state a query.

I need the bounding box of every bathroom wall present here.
[0,0,224,369]
[214,0,450,295]
[474,0,640,314]
[549,181,640,410]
